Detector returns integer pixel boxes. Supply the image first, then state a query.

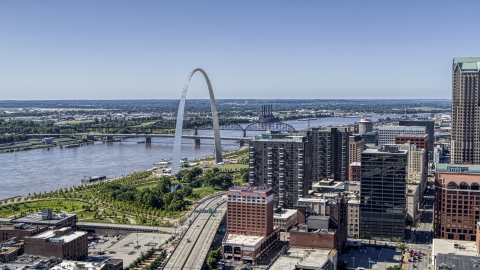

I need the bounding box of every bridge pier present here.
[145,136,152,144]
[194,128,198,135]
[106,135,113,142]
[83,135,95,141]
[239,140,246,146]
[242,129,246,137]
[194,138,201,145]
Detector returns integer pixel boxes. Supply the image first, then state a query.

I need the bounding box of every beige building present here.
[358,119,374,135]
[347,196,360,238]
[348,135,364,165]
[451,57,480,164]
[273,209,297,231]
[398,142,427,191]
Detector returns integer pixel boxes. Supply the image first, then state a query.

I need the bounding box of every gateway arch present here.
[171,68,223,174]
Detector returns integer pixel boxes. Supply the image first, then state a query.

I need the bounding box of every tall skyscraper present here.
[451,57,480,164]
[360,145,408,239]
[308,127,352,181]
[248,133,312,208]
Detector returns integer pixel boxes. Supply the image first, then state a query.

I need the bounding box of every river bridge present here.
[27,133,253,146]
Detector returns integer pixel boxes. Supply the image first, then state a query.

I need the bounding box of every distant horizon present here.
[0,98,452,101]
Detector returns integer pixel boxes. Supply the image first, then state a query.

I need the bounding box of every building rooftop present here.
[51,261,105,270]
[432,239,478,257]
[254,134,306,143]
[31,229,87,243]
[269,247,332,270]
[436,253,480,270]
[5,254,62,269]
[0,246,18,255]
[406,183,420,194]
[437,173,480,185]
[223,233,264,246]
[349,162,361,166]
[436,163,480,174]
[0,224,46,231]
[453,57,480,72]
[273,209,297,220]
[227,186,274,197]
[11,211,75,225]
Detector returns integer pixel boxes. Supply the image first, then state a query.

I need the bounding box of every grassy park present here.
[0,147,249,226]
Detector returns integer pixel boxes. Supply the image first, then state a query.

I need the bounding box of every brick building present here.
[24,227,88,261]
[0,223,48,241]
[222,187,279,264]
[395,134,429,163]
[434,164,480,241]
[349,162,361,181]
[289,196,348,252]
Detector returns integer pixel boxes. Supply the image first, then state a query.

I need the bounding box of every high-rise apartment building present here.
[248,133,312,208]
[434,164,480,241]
[222,187,279,264]
[451,57,480,164]
[308,127,352,181]
[360,145,408,239]
[378,126,426,147]
[399,120,434,161]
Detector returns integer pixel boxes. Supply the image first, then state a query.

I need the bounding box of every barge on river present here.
[81,175,107,185]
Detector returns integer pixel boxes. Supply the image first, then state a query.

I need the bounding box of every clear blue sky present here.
[1,1,479,100]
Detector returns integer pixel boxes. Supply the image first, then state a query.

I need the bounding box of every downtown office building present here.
[360,145,408,239]
[451,57,480,164]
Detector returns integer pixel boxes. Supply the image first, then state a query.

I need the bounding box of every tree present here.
[387,266,402,270]
[397,243,407,252]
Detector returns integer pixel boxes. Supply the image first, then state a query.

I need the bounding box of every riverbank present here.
[0,146,247,226]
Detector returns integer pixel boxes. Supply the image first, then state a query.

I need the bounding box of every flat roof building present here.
[432,238,480,269]
[399,120,434,161]
[273,209,297,231]
[11,209,76,229]
[360,145,408,240]
[223,186,279,264]
[434,170,480,241]
[378,126,426,147]
[24,227,88,261]
[0,223,48,241]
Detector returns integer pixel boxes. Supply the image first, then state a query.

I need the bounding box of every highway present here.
[164,195,226,270]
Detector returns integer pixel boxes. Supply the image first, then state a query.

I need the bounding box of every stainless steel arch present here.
[172,69,222,174]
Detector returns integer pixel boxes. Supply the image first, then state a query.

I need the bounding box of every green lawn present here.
[0,200,91,218]
[55,120,94,125]
[192,186,218,198]
[129,121,158,128]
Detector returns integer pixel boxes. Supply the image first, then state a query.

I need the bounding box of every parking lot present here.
[339,246,402,269]
[87,233,170,266]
